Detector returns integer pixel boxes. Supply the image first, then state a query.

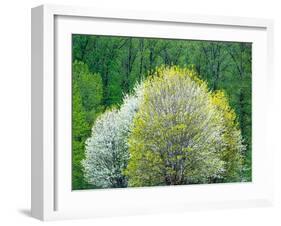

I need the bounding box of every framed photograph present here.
[31,4,274,221]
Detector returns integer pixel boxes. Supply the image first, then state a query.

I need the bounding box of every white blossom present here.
[82,83,143,188]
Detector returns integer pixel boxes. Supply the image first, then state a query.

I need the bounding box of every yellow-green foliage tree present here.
[211,91,245,182]
[125,66,245,186]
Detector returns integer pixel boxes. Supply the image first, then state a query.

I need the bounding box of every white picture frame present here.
[31,4,274,221]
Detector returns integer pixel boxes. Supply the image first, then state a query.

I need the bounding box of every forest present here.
[72,34,252,190]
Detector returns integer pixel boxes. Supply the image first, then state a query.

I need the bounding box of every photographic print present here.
[72,35,252,190]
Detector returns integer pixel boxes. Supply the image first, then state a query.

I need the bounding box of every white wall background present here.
[0,0,280,225]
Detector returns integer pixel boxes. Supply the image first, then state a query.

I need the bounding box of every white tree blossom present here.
[82,84,143,188]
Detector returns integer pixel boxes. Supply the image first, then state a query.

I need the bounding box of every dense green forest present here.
[72,34,252,190]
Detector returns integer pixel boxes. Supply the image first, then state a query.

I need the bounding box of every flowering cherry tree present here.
[82,84,143,188]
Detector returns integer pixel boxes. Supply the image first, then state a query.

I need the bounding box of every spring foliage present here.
[72,61,103,189]
[82,84,143,188]
[73,36,252,190]
[82,66,245,188]
[211,91,245,181]
[73,61,103,124]
[72,82,90,189]
[125,67,245,186]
